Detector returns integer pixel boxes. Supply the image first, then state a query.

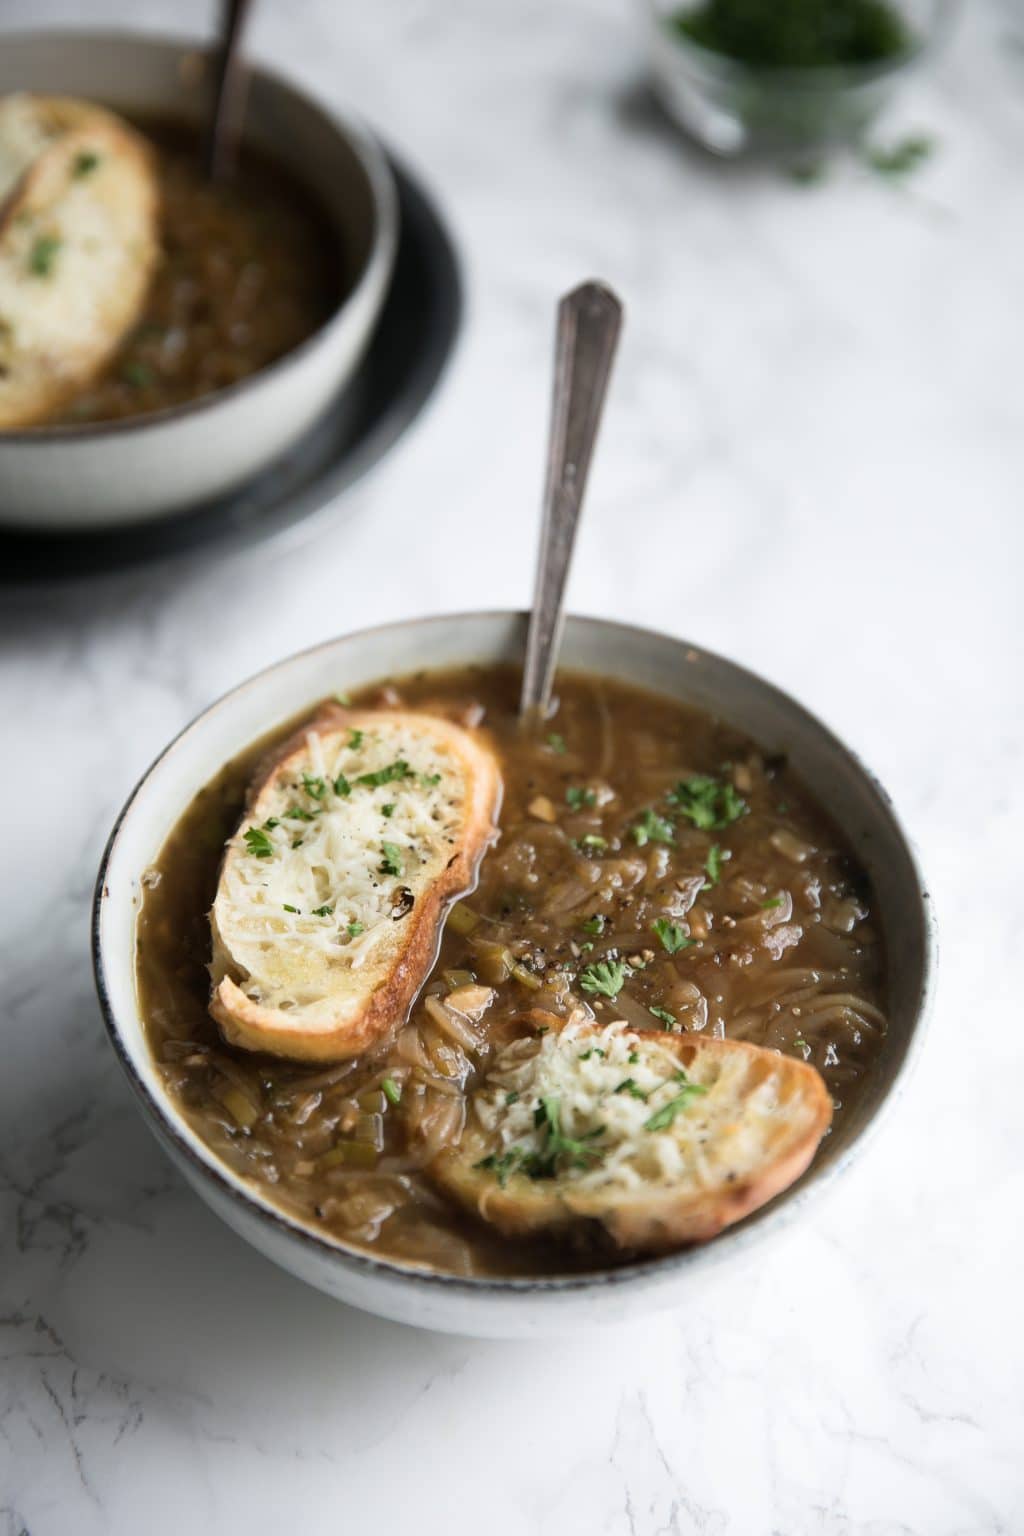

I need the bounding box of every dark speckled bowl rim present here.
[92,611,937,1302]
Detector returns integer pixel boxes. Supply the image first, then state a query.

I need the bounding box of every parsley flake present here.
[348,729,364,750]
[668,775,747,830]
[546,732,566,754]
[243,826,274,858]
[703,842,723,888]
[347,921,365,938]
[333,772,351,797]
[28,234,61,277]
[357,759,412,787]
[382,1077,402,1105]
[379,842,403,876]
[311,904,334,917]
[581,915,606,937]
[579,959,628,999]
[652,918,693,954]
[566,785,597,811]
[631,808,675,847]
[649,1006,677,1028]
[72,150,100,178]
[644,1072,708,1131]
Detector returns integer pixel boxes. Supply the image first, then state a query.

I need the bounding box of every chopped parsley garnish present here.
[302,773,327,799]
[631,808,675,847]
[579,1047,606,1060]
[243,826,274,858]
[28,234,61,277]
[348,729,364,750]
[581,914,606,937]
[614,1078,648,1100]
[649,1006,677,1028]
[793,1036,810,1053]
[334,691,352,706]
[282,903,300,914]
[333,772,351,797]
[382,1077,402,1105]
[566,785,597,811]
[579,959,628,999]
[121,361,153,389]
[668,775,747,830]
[382,803,395,818]
[546,732,567,753]
[762,896,784,909]
[652,918,694,954]
[311,904,334,918]
[420,772,442,787]
[285,806,318,821]
[379,842,403,876]
[264,817,280,830]
[505,1090,520,1106]
[577,834,607,851]
[291,836,304,849]
[473,1149,524,1188]
[525,1095,604,1177]
[347,921,365,938]
[703,842,723,888]
[644,1072,708,1131]
[865,134,933,178]
[72,150,100,178]
[357,759,412,787]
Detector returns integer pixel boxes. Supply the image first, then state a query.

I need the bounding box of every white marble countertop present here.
[2,0,1022,1530]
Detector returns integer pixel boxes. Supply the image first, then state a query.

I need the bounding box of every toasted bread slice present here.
[431,1019,832,1253]
[0,93,158,428]
[210,707,502,1062]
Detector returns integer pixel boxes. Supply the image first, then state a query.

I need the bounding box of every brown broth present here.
[136,665,887,1277]
[55,117,339,425]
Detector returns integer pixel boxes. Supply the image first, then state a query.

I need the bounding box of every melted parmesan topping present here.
[474,1020,804,1198]
[216,724,469,1010]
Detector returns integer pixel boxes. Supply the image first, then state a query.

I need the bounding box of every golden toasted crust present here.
[209,708,502,1063]
[432,1031,833,1254]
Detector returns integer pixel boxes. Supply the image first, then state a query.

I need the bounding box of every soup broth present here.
[137,666,887,1277]
[55,118,339,425]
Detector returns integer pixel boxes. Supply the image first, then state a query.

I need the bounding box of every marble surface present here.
[2,0,1022,1530]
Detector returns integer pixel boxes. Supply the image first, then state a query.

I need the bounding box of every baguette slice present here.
[0,93,159,428]
[431,1018,832,1254]
[210,707,502,1062]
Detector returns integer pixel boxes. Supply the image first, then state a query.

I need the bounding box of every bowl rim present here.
[0,27,399,445]
[92,609,937,1300]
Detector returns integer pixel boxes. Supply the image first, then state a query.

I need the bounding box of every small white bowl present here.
[93,613,935,1337]
[0,30,398,531]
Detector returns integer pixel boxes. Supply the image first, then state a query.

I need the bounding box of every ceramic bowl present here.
[92,612,935,1338]
[0,30,398,531]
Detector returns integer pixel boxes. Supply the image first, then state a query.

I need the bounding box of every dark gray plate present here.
[0,154,461,583]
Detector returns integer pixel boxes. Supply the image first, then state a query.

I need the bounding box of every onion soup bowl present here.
[92,613,934,1338]
[0,30,398,530]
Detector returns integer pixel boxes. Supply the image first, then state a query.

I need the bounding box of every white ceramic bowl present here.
[0,30,398,531]
[93,613,935,1337]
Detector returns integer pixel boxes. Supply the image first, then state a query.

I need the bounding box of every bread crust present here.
[209,708,502,1063]
[0,95,159,427]
[432,1031,833,1255]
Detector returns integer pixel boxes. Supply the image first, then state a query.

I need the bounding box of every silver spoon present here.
[520,280,624,723]
[204,0,254,181]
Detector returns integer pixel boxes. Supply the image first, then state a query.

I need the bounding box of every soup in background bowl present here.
[93,613,934,1337]
[0,30,397,530]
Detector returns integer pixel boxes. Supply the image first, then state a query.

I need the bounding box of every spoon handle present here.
[520,280,623,721]
[204,0,254,181]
